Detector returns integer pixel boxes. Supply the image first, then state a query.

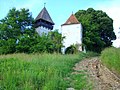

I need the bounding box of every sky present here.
[0,0,120,47]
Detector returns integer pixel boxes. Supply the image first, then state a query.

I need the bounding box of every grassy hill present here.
[0,53,88,90]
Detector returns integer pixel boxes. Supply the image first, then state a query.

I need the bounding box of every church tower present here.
[61,14,82,54]
[34,7,54,36]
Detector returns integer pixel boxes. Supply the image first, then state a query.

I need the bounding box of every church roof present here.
[35,7,54,25]
[62,14,79,26]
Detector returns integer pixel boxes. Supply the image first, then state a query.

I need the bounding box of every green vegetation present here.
[101,47,120,75]
[0,7,116,54]
[69,74,92,90]
[0,53,90,90]
[75,8,116,52]
[1,7,117,89]
[65,45,78,54]
[0,8,64,54]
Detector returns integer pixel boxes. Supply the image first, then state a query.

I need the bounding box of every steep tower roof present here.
[35,7,54,25]
[62,14,79,26]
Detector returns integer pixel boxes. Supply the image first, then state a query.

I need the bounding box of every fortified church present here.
[34,7,83,54]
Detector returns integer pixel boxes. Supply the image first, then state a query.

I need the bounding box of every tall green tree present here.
[0,8,35,54]
[0,7,34,40]
[75,8,116,52]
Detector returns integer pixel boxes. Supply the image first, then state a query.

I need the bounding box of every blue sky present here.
[0,0,120,47]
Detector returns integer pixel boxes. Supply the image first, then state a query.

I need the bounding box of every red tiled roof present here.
[62,14,79,26]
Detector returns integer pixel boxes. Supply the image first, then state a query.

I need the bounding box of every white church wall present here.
[36,26,51,36]
[61,23,82,54]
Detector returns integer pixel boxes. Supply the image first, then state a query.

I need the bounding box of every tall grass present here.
[0,53,87,90]
[101,47,120,75]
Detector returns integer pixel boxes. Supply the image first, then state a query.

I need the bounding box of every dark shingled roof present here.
[35,7,54,25]
[62,14,79,26]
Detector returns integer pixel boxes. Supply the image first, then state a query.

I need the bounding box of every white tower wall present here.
[61,23,82,54]
[36,26,51,36]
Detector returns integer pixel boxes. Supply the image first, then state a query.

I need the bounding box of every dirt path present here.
[71,57,120,90]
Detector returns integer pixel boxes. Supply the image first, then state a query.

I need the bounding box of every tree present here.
[48,30,64,53]
[0,8,64,54]
[31,30,64,53]
[75,8,116,52]
[0,8,35,54]
[0,7,34,40]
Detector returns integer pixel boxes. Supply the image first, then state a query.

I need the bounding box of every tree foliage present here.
[0,8,34,40]
[30,30,64,53]
[75,8,116,52]
[0,8,64,54]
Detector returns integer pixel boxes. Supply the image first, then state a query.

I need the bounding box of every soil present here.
[69,57,120,90]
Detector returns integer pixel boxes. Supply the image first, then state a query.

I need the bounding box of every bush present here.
[85,51,99,58]
[0,39,16,54]
[65,45,78,54]
[0,31,64,54]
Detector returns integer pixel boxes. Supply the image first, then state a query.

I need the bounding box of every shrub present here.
[65,45,78,54]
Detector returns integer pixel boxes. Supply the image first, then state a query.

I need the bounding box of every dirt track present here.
[72,57,120,90]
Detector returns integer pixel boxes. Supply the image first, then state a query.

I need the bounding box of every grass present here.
[69,72,93,90]
[0,53,90,90]
[101,47,120,76]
